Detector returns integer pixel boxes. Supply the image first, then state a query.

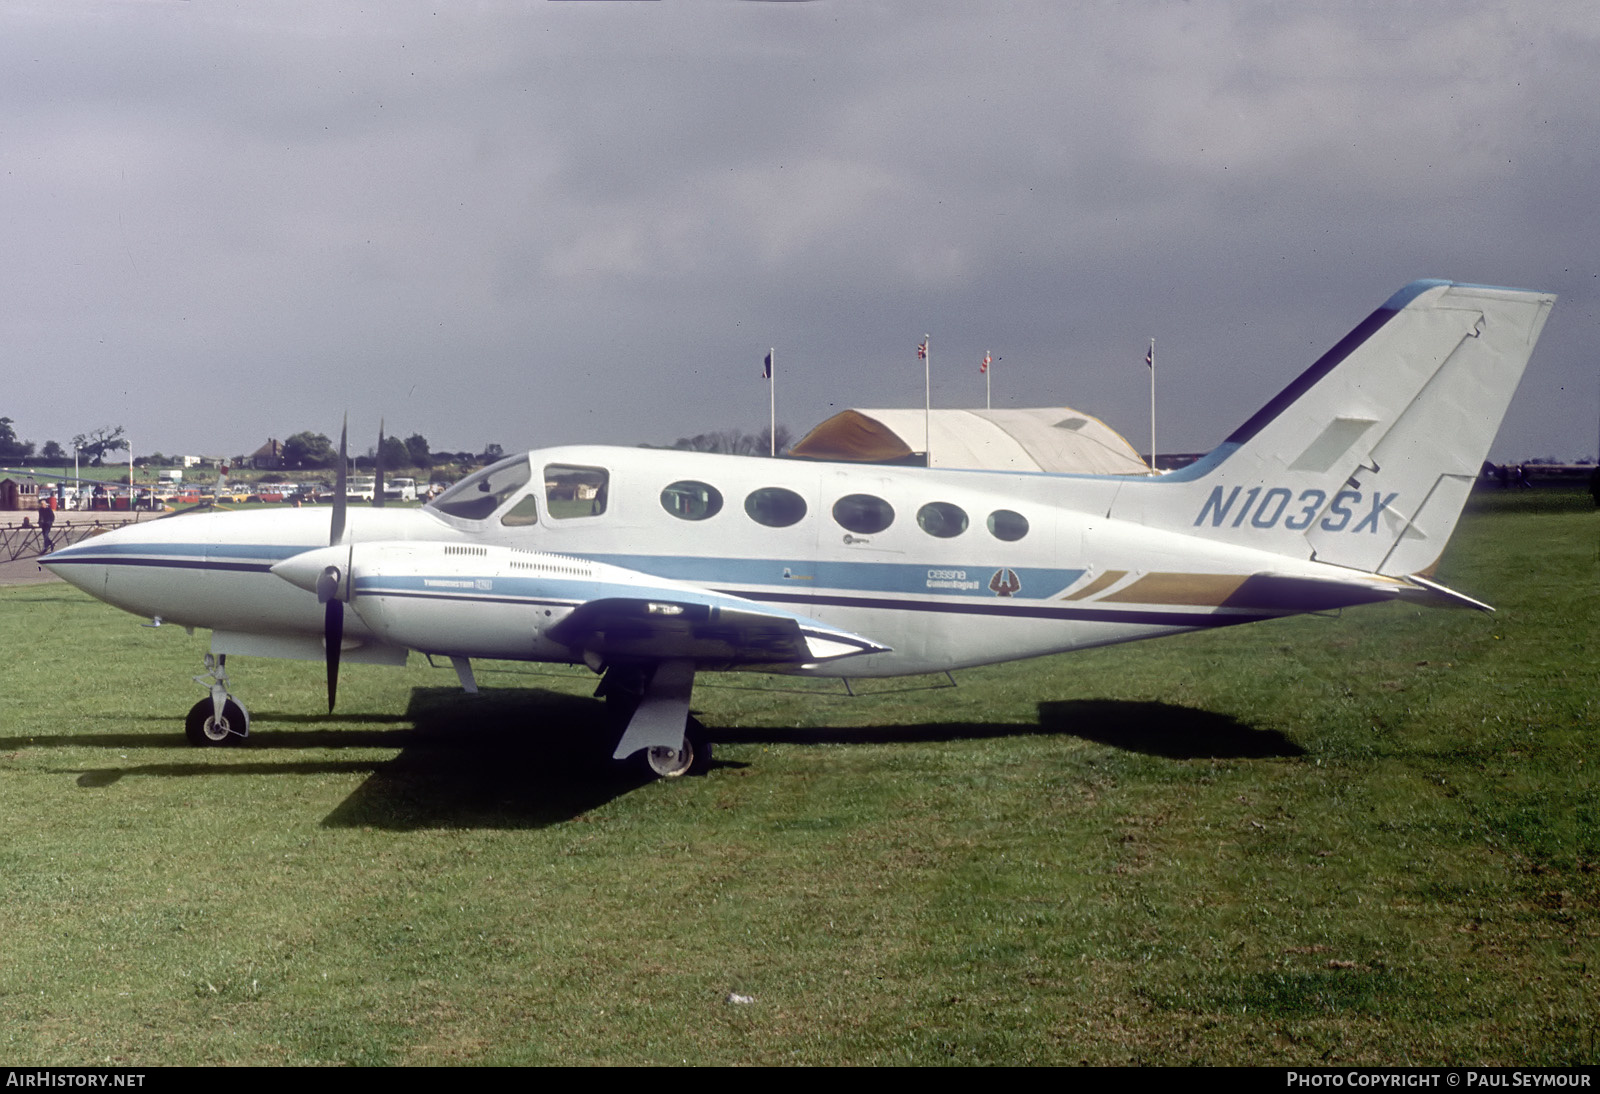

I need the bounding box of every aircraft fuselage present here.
[45,444,1406,679]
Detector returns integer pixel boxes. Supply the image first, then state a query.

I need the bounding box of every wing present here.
[271,540,891,764]
[271,540,890,669]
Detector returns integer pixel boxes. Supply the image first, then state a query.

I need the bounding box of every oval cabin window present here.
[661,480,724,521]
[986,509,1029,542]
[744,487,808,528]
[832,494,895,535]
[917,501,969,539]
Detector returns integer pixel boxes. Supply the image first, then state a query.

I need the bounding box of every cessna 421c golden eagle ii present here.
[45,280,1555,777]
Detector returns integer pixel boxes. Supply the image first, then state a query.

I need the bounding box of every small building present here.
[0,477,40,511]
[249,439,285,470]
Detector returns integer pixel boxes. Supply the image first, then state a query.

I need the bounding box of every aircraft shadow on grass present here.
[50,686,654,826]
[707,696,1296,757]
[1036,699,1304,760]
[49,688,1298,829]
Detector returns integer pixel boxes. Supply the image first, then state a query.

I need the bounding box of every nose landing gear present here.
[185,653,250,747]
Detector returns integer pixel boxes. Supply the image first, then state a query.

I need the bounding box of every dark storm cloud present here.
[1,1,1595,463]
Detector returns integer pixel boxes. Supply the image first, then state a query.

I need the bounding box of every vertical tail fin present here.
[1127,281,1555,576]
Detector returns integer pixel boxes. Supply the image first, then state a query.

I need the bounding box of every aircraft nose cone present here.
[39,519,139,579]
[36,517,182,609]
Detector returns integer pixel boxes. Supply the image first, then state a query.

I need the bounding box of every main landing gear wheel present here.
[644,717,712,779]
[646,741,694,779]
[185,697,249,747]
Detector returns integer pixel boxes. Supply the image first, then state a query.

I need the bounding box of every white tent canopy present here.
[789,408,1150,475]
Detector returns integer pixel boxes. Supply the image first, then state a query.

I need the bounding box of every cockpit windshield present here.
[427,454,532,521]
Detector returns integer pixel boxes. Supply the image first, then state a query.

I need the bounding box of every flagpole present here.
[767,348,776,457]
[984,350,992,411]
[923,334,931,466]
[1148,337,1157,475]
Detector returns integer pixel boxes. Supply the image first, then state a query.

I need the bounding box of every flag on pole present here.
[917,340,927,361]
[764,348,777,456]
[981,351,991,374]
[1145,344,1154,369]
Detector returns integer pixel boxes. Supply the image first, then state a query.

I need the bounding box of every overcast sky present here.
[3,0,1596,464]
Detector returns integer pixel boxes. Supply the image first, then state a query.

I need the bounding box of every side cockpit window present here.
[428,455,532,521]
[500,494,540,527]
[545,465,609,519]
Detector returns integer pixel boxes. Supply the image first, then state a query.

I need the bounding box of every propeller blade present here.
[330,416,348,546]
[374,418,386,509]
[325,419,353,711]
[324,597,343,713]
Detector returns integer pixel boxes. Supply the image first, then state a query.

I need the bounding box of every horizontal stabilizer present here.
[1217,570,1492,614]
[1400,574,1494,612]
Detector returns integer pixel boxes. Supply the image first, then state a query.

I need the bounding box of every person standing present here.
[37,500,55,552]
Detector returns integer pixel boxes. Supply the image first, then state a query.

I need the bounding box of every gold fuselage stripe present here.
[1100,572,1250,607]
[1062,569,1127,600]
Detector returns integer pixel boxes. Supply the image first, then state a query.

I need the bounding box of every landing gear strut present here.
[185,653,250,747]
[599,661,711,778]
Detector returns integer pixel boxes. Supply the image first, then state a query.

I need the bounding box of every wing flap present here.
[548,596,888,667]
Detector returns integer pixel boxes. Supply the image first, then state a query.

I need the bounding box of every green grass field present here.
[1,491,1595,1065]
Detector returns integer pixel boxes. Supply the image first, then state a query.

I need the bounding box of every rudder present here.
[1126,281,1556,576]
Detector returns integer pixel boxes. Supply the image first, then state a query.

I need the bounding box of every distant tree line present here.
[666,425,792,457]
[5,418,796,469]
[269,430,499,473]
[0,417,33,460]
[0,412,516,478]
[0,417,127,465]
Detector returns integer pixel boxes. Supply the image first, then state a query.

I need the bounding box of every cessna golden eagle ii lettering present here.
[45,281,1555,778]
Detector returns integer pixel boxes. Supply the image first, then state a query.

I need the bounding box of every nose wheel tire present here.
[185,697,249,747]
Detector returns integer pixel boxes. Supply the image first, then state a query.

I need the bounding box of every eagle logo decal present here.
[988,568,1021,597]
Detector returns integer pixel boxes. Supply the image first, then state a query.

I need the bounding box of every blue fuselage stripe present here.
[43,554,277,574]
[349,582,1269,630]
[45,546,1275,631]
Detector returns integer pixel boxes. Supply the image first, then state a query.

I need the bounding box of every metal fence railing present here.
[0,516,149,562]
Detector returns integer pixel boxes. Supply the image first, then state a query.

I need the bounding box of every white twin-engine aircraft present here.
[44,280,1555,777]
